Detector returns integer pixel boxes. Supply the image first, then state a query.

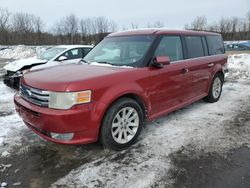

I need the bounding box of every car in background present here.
[226,42,250,51]
[14,29,227,150]
[3,45,93,89]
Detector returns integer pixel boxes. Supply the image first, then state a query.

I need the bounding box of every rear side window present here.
[206,35,225,55]
[154,36,183,62]
[185,36,204,58]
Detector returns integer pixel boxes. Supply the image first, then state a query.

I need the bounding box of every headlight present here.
[49,90,91,109]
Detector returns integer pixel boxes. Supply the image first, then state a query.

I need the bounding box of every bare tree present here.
[79,18,94,43]
[64,14,79,44]
[245,10,250,40]
[247,11,250,32]
[12,13,35,33]
[109,20,117,32]
[33,16,44,33]
[207,22,219,32]
[190,16,207,30]
[95,16,109,34]
[218,18,227,34]
[33,16,45,44]
[0,7,10,31]
[0,7,11,44]
[54,14,79,44]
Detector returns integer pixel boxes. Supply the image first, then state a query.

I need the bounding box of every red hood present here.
[22,63,131,91]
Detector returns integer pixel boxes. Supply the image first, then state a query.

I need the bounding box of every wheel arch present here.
[96,92,149,139]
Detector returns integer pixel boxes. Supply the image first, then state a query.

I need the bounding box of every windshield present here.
[84,35,155,67]
[38,47,66,61]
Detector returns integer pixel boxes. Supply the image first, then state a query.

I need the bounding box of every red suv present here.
[14,29,227,150]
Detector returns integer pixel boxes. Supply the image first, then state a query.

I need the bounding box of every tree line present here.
[185,11,250,40]
[0,7,119,45]
[0,7,165,45]
[0,7,250,46]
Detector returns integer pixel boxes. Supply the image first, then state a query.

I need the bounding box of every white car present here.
[3,45,93,89]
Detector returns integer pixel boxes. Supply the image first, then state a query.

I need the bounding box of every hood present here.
[30,60,65,71]
[3,57,46,72]
[22,63,130,91]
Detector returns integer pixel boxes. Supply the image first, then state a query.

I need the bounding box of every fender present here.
[92,81,151,128]
[206,62,224,94]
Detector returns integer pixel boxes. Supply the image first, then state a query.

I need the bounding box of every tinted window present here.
[154,36,183,62]
[206,35,224,55]
[82,48,92,57]
[202,37,209,56]
[185,36,204,58]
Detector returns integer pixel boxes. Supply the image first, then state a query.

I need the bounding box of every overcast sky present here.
[0,0,249,31]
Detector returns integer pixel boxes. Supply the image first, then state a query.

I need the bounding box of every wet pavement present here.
[0,142,105,187]
[171,147,250,188]
[170,102,250,188]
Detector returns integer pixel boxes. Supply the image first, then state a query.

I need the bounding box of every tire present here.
[100,97,144,151]
[204,73,223,103]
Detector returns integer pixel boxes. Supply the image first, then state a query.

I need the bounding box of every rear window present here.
[185,36,204,58]
[206,35,225,55]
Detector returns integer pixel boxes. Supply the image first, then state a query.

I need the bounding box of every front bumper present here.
[3,73,21,90]
[14,93,101,145]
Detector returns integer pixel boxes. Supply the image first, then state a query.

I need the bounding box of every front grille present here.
[20,84,49,107]
[7,70,15,76]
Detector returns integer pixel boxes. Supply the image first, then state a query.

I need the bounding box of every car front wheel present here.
[100,97,144,150]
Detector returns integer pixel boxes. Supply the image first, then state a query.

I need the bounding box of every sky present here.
[0,0,249,31]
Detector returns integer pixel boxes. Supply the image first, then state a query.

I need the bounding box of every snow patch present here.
[0,45,49,60]
[226,54,250,81]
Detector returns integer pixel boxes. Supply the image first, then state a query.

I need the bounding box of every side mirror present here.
[58,56,67,61]
[152,56,170,68]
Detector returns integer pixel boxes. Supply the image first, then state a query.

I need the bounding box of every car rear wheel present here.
[204,73,223,103]
[100,97,144,150]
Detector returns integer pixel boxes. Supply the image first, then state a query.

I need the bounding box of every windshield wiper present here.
[78,58,89,64]
[95,61,115,66]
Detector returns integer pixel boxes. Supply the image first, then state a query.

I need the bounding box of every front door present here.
[147,36,192,117]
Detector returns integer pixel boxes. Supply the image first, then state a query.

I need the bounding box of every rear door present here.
[182,36,211,98]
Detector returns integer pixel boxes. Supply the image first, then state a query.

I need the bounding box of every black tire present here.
[100,97,144,151]
[204,73,223,103]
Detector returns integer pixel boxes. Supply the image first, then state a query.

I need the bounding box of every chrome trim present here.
[170,54,225,64]
[20,84,49,107]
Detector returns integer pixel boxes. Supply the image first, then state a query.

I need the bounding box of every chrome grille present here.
[20,84,49,107]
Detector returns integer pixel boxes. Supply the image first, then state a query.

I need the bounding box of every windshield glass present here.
[84,35,155,67]
[38,47,66,61]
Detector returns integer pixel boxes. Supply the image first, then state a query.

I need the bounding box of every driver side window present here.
[154,36,183,62]
[60,48,82,60]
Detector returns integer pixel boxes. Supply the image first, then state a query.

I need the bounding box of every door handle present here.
[181,68,189,74]
[208,63,214,67]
